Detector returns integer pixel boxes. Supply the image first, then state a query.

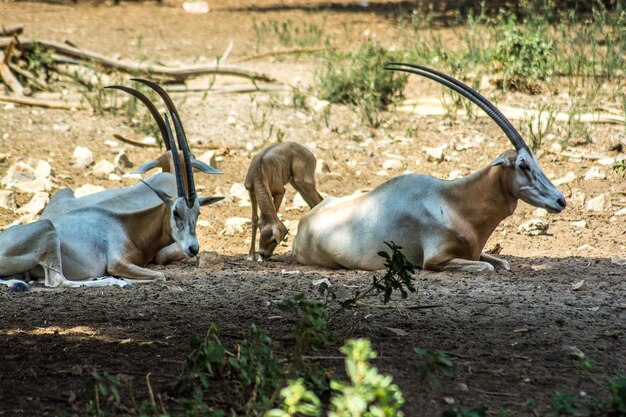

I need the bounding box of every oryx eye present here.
[173,209,182,220]
[519,159,530,171]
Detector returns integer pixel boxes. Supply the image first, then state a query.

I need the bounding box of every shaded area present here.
[1,254,624,416]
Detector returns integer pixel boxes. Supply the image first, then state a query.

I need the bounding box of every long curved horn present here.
[164,114,185,199]
[130,78,188,147]
[104,85,170,151]
[384,63,529,151]
[171,112,196,207]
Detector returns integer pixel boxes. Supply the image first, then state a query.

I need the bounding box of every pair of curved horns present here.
[106,79,202,207]
[105,79,222,175]
[384,63,530,152]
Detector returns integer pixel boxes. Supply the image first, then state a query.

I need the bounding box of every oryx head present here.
[143,113,223,257]
[385,63,566,214]
[258,221,288,261]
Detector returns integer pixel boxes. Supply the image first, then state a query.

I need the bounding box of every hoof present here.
[11,281,30,293]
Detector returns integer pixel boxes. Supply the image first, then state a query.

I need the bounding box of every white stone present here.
[72,146,93,169]
[570,190,586,206]
[577,244,593,251]
[92,160,116,178]
[142,136,158,146]
[306,96,330,113]
[571,220,587,228]
[226,116,237,126]
[447,170,463,180]
[221,217,251,235]
[16,192,49,216]
[228,182,251,207]
[518,219,549,236]
[53,124,70,132]
[532,208,549,218]
[610,255,626,266]
[583,167,606,181]
[596,158,615,166]
[422,144,446,162]
[585,193,611,212]
[108,173,122,181]
[1,161,52,193]
[75,184,106,197]
[615,207,626,216]
[183,0,209,14]
[375,170,389,177]
[0,190,16,210]
[382,159,403,170]
[553,172,576,186]
[550,142,563,153]
[105,140,120,148]
[34,160,52,179]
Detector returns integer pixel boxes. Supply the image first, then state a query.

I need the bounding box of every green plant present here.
[267,339,405,417]
[612,159,626,175]
[412,348,454,389]
[83,371,122,416]
[252,18,325,51]
[25,43,55,78]
[319,241,417,310]
[492,17,554,93]
[525,99,560,151]
[316,42,408,127]
[278,293,328,354]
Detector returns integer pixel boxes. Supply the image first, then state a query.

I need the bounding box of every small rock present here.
[75,184,105,197]
[105,140,120,148]
[571,279,586,291]
[0,190,16,210]
[614,207,626,216]
[316,160,331,174]
[375,170,389,177]
[577,244,593,251]
[550,142,563,153]
[312,278,330,287]
[610,255,626,266]
[553,172,576,186]
[197,151,218,170]
[596,157,615,166]
[142,137,158,146]
[1,161,52,193]
[92,160,116,178]
[53,124,70,133]
[108,173,122,181]
[16,192,49,216]
[571,220,587,228]
[532,208,548,218]
[570,190,586,206]
[585,193,611,212]
[34,160,52,179]
[584,167,606,180]
[458,383,469,393]
[563,345,585,359]
[518,219,549,236]
[447,170,463,180]
[228,182,251,207]
[183,0,209,14]
[382,159,403,170]
[306,96,330,113]
[221,217,250,235]
[422,144,447,162]
[197,251,224,269]
[72,146,93,169]
[443,397,455,405]
[226,116,237,126]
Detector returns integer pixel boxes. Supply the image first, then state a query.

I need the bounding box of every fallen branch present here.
[0,51,24,96]
[112,133,159,148]
[234,46,330,63]
[0,25,24,36]
[0,94,84,109]
[8,63,48,90]
[3,38,276,82]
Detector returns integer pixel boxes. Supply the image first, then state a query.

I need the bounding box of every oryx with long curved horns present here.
[293,63,566,272]
[1,100,222,290]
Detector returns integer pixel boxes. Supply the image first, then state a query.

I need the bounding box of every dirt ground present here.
[0,1,625,416]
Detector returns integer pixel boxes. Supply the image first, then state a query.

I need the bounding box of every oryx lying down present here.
[245,142,323,261]
[0,113,222,290]
[43,79,223,266]
[293,63,566,272]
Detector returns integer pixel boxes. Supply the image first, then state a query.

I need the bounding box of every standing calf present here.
[293,63,566,272]
[245,142,323,261]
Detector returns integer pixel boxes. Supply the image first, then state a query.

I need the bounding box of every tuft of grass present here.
[253,18,326,51]
[316,42,408,127]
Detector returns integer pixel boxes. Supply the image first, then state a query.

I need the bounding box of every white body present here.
[294,149,565,272]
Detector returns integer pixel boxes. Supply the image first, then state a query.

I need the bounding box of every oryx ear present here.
[198,196,224,206]
[140,180,175,206]
[491,155,512,167]
[133,159,160,174]
[191,159,223,175]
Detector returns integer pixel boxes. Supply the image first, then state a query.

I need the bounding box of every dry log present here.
[3,38,276,82]
[112,134,159,148]
[0,51,24,96]
[0,94,84,109]
[0,25,24,36]
[8,63,48,90]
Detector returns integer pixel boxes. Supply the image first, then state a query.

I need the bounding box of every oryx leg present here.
[153,243,187,265]
[437,258,496,273]
[107,259,166,283]
[247,191,260,261]
[290,158,323,208]
[480,252,511,271]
